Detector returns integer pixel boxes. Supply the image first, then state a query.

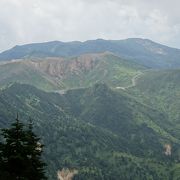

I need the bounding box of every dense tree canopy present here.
[0,116,47,180]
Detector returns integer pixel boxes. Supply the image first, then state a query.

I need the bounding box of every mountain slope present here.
[128,69,180,138]
[0,60,59,91]
[0,83,179,179]
[1,38,180,68]
[64,83,180,157]
[0,53,145,91]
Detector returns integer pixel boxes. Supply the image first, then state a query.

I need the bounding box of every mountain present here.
[0,53,145,91]
[128,69,180,138]
[1,38,180,68]
[0,83,179,179]
[0,38,180,179]
[0,60,58,91]
[64,83,180,152]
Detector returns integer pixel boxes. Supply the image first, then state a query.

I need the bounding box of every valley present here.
[0,38,180,179]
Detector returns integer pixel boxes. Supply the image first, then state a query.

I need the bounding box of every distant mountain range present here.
[1,38,180,68]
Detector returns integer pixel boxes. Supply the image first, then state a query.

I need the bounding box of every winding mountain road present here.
[116,71,143,90]
[55,71,144,94]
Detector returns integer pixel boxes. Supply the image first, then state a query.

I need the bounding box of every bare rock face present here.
[164,144,172,156]
[57,168,78,180]
[25,53,107,79]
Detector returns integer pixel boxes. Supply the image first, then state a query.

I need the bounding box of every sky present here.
[0,0,180,52]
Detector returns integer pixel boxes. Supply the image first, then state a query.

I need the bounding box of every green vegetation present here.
[0,41,180,179]
[0,116,47,179]
[0,83,179,179]
[128,69,180,138]
[0,62,58,91]
[0,53,146,91]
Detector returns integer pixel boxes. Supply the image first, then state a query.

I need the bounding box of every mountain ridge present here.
[0,52,145,91]
[1,38,180,68]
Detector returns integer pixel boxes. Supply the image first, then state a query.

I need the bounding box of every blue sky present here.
[0,0,180,52]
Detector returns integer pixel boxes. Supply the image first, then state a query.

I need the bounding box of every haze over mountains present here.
[0,38,180,179]
[1,38,180,68]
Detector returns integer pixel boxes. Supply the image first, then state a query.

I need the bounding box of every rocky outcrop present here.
[25,53,108,79]
[57,168,78,180]
[164,144,172,156]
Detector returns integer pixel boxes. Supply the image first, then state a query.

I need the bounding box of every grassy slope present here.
[0,54,146,91]
[0,62,59,91]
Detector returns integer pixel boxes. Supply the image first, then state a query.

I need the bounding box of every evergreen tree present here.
[0,116,47,180]
[24,119,47,179]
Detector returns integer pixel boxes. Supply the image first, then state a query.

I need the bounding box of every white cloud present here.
[0,0,180,51]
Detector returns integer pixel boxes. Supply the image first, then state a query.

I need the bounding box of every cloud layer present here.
[0,0,180,51]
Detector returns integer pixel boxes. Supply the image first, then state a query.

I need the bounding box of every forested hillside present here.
[128,69,180,138]
[0,83,180,179]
